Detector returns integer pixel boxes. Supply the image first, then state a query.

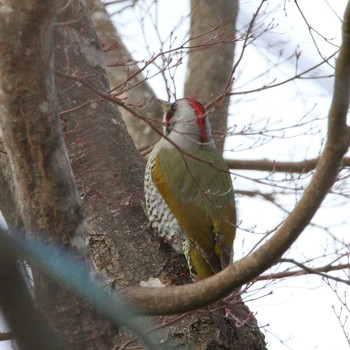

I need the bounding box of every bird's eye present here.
[170,103,177,113]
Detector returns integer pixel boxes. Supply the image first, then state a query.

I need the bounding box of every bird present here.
[144,98,236,280]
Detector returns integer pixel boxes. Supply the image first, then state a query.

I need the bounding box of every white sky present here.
[1,1,349,349]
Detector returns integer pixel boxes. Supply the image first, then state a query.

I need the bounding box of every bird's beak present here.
[157,99,171,113]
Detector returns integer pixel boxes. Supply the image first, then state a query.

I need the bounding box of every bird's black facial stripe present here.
[170,102,177,113]
[166,103,177,123]
[164,103,177,133]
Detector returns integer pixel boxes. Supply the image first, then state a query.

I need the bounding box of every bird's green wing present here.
[152,147,236,278]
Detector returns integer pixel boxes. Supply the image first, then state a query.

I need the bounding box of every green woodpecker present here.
[144,98,236,280]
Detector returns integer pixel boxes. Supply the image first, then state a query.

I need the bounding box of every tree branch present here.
[226,157,350,173]
[0,332,14,342]
[258,261,350,283]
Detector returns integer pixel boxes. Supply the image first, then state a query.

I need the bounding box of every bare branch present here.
[226,156,350,173]
[0,331,13,342]
[257,260,350,283]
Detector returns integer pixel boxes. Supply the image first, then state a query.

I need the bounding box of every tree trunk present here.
[185,0,238,151]
[88,0,163,151]
[0,1,113,349]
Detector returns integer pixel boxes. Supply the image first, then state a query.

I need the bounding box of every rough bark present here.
[0,150,20,231]
[55,0,165,288]
[185,0,238,150]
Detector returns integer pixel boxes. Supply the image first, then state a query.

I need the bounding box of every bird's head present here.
[158,98,213,146]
